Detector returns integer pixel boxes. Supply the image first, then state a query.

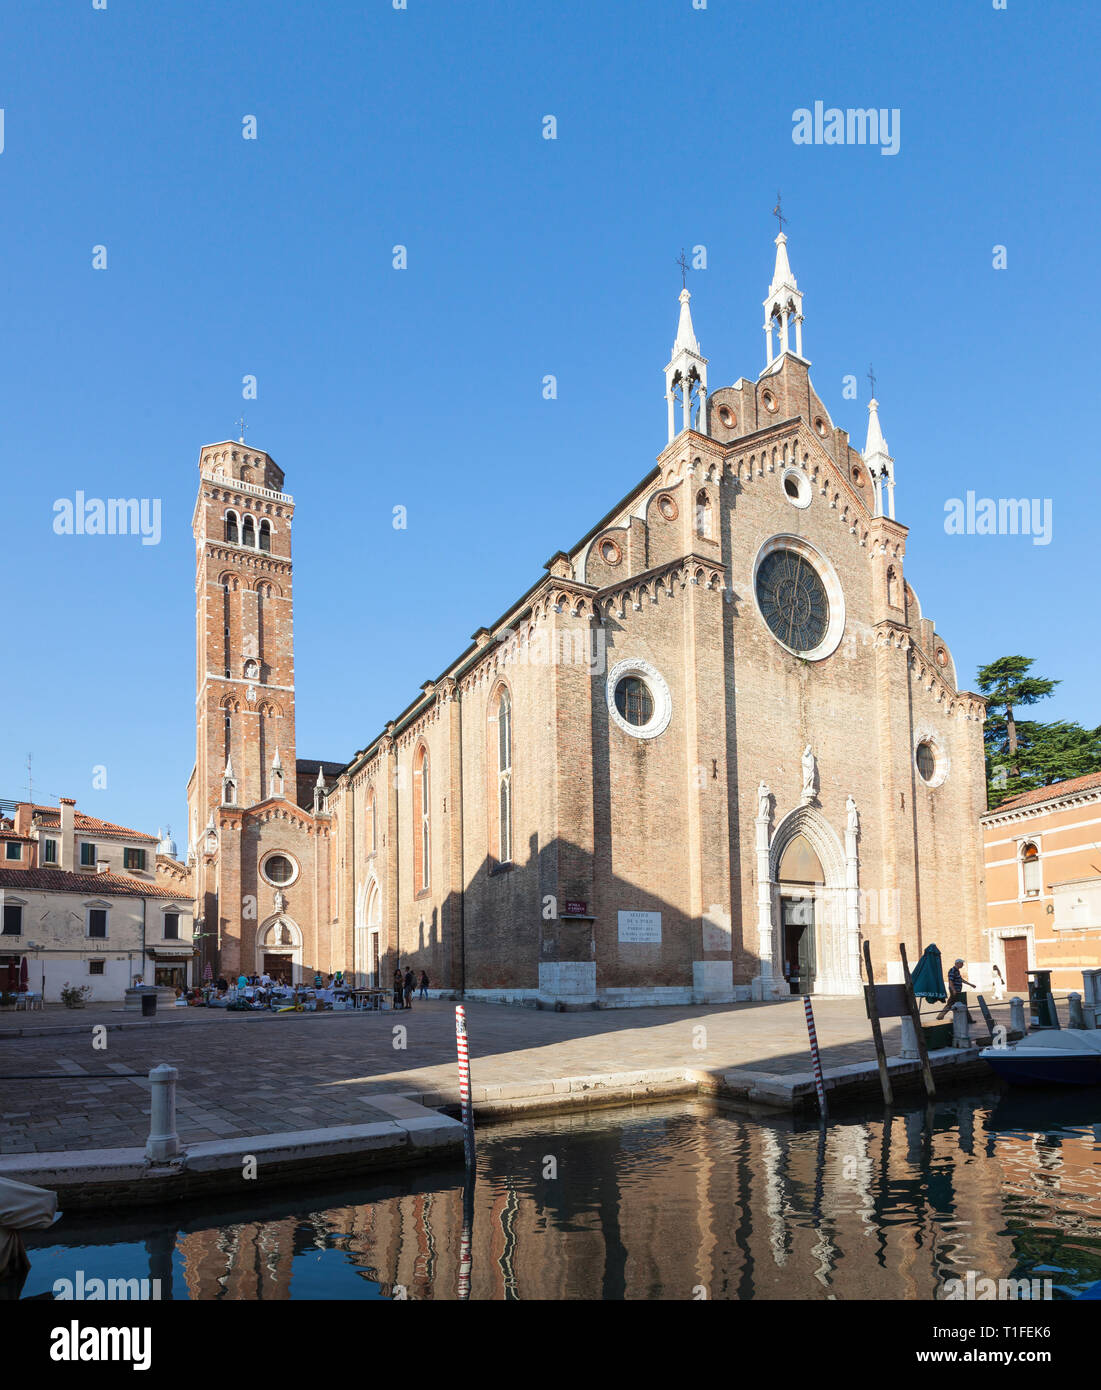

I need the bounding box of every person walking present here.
[393,967,404,1010]
[991,963,1005,1002]
[936,958,976,1021]
[419,970,429,1000]
[403,967,415,1010]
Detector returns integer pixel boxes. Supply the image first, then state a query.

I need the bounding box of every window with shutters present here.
[2,903,22,936]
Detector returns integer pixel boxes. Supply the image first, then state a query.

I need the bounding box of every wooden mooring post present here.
[899,942,936,1099]
[863,940,893,1105]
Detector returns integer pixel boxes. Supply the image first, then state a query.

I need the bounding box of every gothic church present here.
[187,230,988,1005]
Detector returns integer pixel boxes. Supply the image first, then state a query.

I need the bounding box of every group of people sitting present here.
[172,967,431,1011]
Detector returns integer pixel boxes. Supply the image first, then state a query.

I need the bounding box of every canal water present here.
[18,1088,1101,1300]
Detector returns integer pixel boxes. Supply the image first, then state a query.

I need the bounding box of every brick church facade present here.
[188,231,988,1004]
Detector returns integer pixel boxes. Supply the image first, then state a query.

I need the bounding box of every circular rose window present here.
[261,852,298,887]
[606,659,672,740]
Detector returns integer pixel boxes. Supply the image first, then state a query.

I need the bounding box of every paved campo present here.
[0,995,1017,1154]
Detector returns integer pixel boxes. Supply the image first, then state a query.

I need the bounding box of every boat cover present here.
[0,1175,58,1281]
[991,1029,1101,1056]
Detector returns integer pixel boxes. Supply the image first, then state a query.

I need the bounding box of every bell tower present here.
[191,440,297,825]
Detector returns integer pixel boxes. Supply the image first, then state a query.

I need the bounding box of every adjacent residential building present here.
[0,800,195,1000]
[981,771,1101,993]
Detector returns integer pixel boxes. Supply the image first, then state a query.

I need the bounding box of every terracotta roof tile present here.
[990,770,1101,814]
[28,805,157,840]
[0,867,191,900]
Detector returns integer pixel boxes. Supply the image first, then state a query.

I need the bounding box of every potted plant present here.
[59,981,92,1009]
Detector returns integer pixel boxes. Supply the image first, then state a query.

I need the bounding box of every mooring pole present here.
[802,995,828,1119]
[863,940,894,1105]
[899,943,936,1099]
[455,1004,476,1170]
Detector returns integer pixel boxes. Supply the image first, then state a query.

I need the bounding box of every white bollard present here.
[951,1002,971,1049]
[898,1016,920,1059]
[1009,997,1026,1037]
[145,1064,180,1161]
[1068,992,1085,1029]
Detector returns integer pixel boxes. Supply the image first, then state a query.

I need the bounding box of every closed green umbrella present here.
[910,944,947,1003]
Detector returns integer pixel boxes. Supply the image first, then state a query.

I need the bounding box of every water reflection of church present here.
[152,1100,1100,1301]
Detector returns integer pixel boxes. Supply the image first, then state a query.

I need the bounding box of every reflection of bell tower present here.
[192,440,297,819]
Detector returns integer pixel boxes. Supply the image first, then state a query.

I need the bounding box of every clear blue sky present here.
[1,0,1098,843]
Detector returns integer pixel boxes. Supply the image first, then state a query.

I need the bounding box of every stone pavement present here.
[0,994,1018,1154]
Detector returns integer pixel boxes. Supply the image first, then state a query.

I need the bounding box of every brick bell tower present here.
[189,438,298,978]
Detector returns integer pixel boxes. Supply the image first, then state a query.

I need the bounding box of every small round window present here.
[717,404,736,429]
[600,538,622,566]
[615,676,653,727]
[762,390,778,414]
[261,853,297,886]
[781,468,811,509]
[916,743,937,783]
[606,659,672,740]
[657,494,678,521]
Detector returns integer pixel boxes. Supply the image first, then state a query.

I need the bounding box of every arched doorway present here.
[768,807,855,996]
[777,833,824,995]
[257,916,302,984]
[354,880,382,988]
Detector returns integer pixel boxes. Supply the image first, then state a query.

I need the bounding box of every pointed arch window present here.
[366,787,377,856]
[695,489,713,540]
[413,747,430,893]
[496,687,513,864]
[225,510,239,544]
[241,515,256,548]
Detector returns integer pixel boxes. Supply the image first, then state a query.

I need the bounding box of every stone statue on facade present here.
[846,794,859,837]
[801,746,817,804]
[757,781,771,821]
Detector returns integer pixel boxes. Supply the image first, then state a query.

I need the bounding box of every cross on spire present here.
[235,415,247,443]
[676,248,690,289]
[867,363,877,397]
[772,191,787,234]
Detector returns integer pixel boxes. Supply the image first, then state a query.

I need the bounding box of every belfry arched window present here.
[413,746,430,893]
[494,687,513,864]
[695,490,713,540]
[258,518,271,552]
[225,510,239,544]
[241,514,256,548]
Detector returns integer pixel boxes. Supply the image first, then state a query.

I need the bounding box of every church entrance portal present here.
[263,953,293,984]
[781,894,816,995]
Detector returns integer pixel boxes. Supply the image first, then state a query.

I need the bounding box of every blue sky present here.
[1,0,1098,842]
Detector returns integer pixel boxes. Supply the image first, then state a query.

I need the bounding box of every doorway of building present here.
[263,953,293,984]
[369,930,380,989]
[154,965,186,991]
[1003,936,1029,994]
[781,895,816,995]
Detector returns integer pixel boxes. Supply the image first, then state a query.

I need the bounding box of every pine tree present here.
[977,656,1058,802]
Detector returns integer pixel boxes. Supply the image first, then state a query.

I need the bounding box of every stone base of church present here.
[537,961,597,1009]
[692,960,735,1004]
[750,972,791,1002]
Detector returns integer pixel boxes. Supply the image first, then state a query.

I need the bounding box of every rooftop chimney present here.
[59,798,76,872]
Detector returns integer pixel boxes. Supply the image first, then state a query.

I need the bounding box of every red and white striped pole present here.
[455,1004,476,1168]
[803,995,828,1119]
